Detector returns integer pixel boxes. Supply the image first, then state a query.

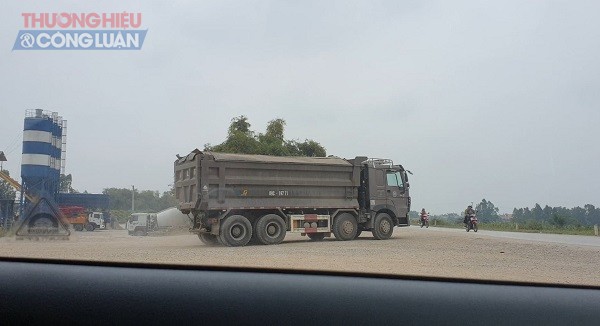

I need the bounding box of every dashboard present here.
[1,258,599,325]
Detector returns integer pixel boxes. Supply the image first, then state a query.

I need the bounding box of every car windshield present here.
[1,1,599,287]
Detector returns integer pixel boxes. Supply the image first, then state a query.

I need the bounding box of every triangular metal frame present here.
[14,196,70,239]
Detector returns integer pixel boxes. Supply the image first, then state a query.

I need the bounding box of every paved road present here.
[422,225,600,247]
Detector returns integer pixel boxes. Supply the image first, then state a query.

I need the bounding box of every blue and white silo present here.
[21,109,63,198]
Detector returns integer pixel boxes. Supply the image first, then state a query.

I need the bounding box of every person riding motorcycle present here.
[464,205,475,227]
[420,208,429,227]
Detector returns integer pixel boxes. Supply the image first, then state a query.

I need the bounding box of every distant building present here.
[500,214,513,221]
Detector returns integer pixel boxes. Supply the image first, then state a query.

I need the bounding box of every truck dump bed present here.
[174,150,363,213]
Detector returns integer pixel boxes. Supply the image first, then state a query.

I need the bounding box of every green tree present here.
[228,115,252,136]
[584,204,600,225]
[551,214,567,227]
[571,206,586,225]
[0,169,17,200]
[512,208,524,221]
[296,140,327,157]
[475,198,500,222]
[103,188,133,211]
[59,174,78,193]
[531,203,544,221]
[103,187,179,213]
[264,118,285,141]
[205,116,262,154]
[206,116,326,157]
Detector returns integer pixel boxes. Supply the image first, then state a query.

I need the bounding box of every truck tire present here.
[248,218,261,245]
[372,213,394,240]
[255,214,286,245]
[198,233,219,246]
[307,233,325,241]
[219,215,252,247]
[74,224,84,232]
[84,223,95,232]
[332,213,358,241]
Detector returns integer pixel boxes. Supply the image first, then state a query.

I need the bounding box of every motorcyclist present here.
[464,205,475,227]
[420,208,428,221]
[420,208,429,227]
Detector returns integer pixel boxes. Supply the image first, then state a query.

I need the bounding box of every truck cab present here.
[360,159,410,227]
[127,213,158,236]
[87,212,106,231]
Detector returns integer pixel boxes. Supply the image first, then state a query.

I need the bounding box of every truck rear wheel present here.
[248,218,261,245]
[255,214,286,245]
[372,213,394,240]
[198,233,219,246]
[73,224,84,232]
[332,213,357,241]
[219,215,252,247]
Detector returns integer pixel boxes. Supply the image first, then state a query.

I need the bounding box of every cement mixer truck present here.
[127,207,191,236]
[174,150,411,247]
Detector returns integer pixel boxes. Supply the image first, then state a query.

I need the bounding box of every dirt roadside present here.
[1,226,598,286]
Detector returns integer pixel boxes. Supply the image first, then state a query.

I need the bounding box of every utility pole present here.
[131,185,135,212]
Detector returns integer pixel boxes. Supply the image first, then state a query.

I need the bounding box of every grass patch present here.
[424,219,597,236]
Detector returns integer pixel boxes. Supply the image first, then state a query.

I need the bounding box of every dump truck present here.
[59,206,106,231]
[174,150,411,247]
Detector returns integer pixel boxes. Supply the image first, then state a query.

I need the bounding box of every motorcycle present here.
[420,214,429,228]
[466,214,478,232]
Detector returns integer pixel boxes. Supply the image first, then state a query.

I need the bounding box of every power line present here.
[3,134,22,155]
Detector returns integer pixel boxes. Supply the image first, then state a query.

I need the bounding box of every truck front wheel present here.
[332,213,358,241]
[372,213,394,240]
[84,223,95,232]
[255,214,286,245]
[219,215,252,247]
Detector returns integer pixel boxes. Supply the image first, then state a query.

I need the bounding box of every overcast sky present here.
[1,1,599,214]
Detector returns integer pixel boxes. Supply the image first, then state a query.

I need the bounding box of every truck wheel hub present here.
[342,221,354,234]
[231,225,245,239]
[266,223,279,236]
[380,220,391,233]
